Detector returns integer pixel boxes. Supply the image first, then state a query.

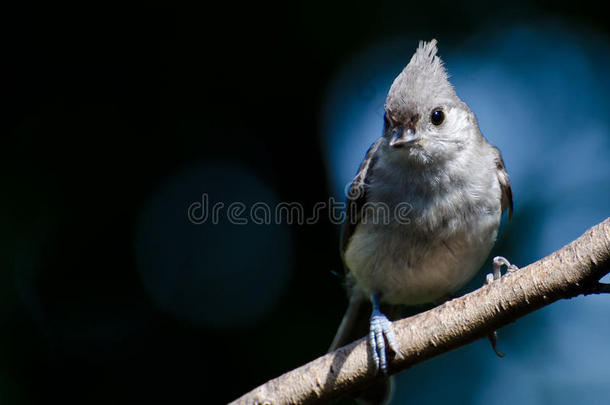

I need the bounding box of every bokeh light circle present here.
[135,161,293,328]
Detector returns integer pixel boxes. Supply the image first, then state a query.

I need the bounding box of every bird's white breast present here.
[344,143,503,305]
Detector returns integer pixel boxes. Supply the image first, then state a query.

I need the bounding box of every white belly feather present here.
[345,211,500,305]
[344,153,503,305]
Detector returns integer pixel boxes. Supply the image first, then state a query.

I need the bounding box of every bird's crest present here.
[386,39,455,110]
[408,39,448,81]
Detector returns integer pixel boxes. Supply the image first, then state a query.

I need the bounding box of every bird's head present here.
[383,39,479,166]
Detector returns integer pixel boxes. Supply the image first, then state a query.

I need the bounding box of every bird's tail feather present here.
[329,287,403,405]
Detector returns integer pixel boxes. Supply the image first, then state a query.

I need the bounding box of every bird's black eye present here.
[430,108,445,126]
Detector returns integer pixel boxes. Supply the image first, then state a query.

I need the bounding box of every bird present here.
[329,39,513,404]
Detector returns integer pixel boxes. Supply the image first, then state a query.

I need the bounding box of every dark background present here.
[2,3,609,405]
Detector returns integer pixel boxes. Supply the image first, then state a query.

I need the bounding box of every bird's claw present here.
[485,256,518,357]
[487,331,505,358]
[486,256,519,283]
[369,312,400,374]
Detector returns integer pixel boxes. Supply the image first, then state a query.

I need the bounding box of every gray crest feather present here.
[409,39,447,80]
[385,39,457,110]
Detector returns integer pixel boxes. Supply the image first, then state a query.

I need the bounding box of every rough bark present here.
[230,217,610,405]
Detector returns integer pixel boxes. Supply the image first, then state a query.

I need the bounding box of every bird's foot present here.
[485,256,519,358]
[369,312,400,374]
[485,256,519,284]
[369,294,401,374]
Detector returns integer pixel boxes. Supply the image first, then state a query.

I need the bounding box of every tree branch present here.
[230,218,610,405]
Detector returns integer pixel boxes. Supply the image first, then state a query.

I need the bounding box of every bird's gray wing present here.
[332,135,386,354]
[332,135,385,351]
[493,146,513,220]
[332,137,400,405]
[340,136,384,259]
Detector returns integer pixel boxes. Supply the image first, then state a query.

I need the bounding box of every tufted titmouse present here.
[330,39,513,404]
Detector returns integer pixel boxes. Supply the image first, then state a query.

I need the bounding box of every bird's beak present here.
[390,128,419,148]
